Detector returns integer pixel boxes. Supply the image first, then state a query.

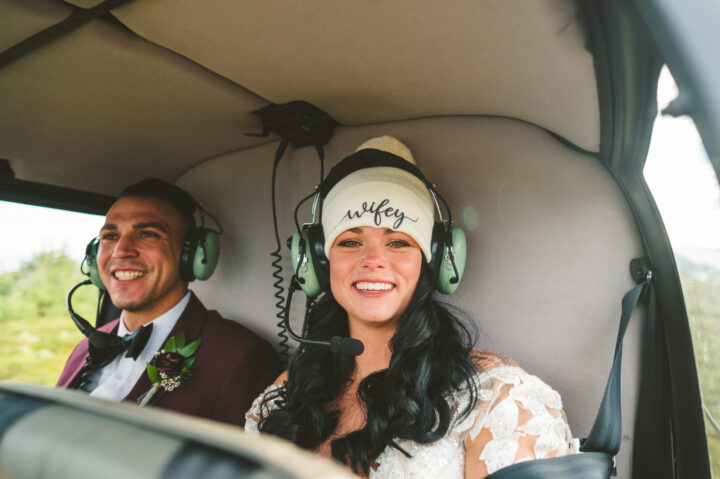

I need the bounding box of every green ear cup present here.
[180,228,220,282]
[193,230,220,281]
[83,238,106,290]
[291,231,322,297]
[436,226,467,295]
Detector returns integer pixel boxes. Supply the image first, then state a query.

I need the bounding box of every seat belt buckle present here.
[611,455,617,476]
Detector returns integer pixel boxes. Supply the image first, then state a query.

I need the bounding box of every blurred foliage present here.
[678,257,720,479]
[0,250,99,385]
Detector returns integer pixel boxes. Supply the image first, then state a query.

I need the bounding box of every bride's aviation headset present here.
[289,149,467,298]
[281,148,467,357]
[251,102,466,357]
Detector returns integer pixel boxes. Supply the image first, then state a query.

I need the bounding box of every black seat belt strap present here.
[583,259,653,455]
[485,451,613,479]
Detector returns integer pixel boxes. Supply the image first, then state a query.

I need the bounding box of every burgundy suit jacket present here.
[57,293,282,427]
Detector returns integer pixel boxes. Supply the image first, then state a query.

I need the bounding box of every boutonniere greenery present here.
[137,332,201,407]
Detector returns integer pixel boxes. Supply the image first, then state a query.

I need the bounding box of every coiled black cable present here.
[269,140,291,362]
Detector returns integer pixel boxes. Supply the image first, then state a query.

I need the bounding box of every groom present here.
[57,179,281,427]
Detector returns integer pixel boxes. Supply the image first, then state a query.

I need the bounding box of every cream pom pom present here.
[355,135,415,165]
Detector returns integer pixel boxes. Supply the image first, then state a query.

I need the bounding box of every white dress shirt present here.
[89,292,191,401]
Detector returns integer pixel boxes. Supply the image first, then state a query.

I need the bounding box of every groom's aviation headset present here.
[290,149,467,297]
[68,192,223,339]
[282,149,467,357]
[81,200,223,288]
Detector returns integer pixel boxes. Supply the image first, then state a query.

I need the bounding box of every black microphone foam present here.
[330,336,364,356]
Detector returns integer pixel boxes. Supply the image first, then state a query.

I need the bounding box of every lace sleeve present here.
[244,383,282,433]
[464,367,580,476]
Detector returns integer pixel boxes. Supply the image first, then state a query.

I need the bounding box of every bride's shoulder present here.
[470,348,520,373]
[467,349,565,409]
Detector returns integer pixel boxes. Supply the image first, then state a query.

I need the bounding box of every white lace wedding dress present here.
[245,366,580,478]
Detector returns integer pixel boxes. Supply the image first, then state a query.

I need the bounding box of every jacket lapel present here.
[124,293,207,405]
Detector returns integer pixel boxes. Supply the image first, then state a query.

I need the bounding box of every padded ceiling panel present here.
[113,0,599,151]
[0,18,270,195]
[0,0,71,51]
[64,0,105,7]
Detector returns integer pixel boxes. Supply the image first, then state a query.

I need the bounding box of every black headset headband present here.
[319,149,432,198]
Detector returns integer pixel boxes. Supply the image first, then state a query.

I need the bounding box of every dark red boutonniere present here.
[137,332,201,407]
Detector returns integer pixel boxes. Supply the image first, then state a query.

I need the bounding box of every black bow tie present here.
[86,323,154,369]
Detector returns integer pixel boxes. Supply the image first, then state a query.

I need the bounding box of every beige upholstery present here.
[2,406,183,479]
[0,9,268,193]
[0,382,356,479]
[0,0,598,195]
[179,116,643,477]
[112,0,598,149]
[0,0,71,50]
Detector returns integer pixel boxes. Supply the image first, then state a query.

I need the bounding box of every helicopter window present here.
[0,200,103,385]
[644,66,720,475]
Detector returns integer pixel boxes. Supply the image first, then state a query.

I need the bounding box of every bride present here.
[245,136,579,477]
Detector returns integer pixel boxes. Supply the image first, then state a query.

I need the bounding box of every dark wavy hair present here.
[119,178,197,230]
[258,261,478,474]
